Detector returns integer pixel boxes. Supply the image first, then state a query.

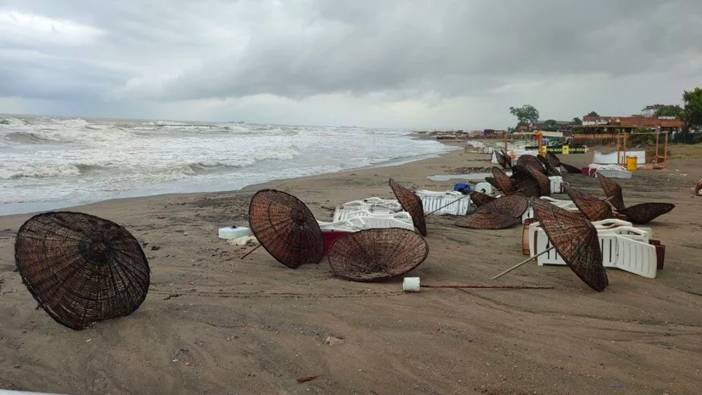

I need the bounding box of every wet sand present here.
[1,145,701,394]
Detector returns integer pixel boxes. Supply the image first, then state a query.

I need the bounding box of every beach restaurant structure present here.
[578,115,683,134]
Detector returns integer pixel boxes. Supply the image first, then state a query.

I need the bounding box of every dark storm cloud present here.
[1,0,701,127]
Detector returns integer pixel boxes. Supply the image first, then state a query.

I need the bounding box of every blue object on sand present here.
[453,183,472,194]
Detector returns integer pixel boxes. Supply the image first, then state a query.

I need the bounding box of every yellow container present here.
[626,156,637,171]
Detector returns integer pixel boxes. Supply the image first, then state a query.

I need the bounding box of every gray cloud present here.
[0,0,701,128]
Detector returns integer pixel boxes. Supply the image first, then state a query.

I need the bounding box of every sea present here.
[0,115,452,215]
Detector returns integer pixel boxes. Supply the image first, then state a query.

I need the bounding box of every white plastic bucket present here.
[402,277,421,292]
[218,226,251,239]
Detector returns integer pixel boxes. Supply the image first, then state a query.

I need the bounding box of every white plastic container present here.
[218,226,251,240]
[474,182,495,196]
[403,277,421,292]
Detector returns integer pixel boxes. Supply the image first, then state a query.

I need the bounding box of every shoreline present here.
[0,143,457,218]
[1,144,702,393]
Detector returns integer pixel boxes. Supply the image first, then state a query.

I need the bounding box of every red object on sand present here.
[650,239,666,270]
[322,231,351,255]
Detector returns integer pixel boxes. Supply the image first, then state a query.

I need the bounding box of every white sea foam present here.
[0,115,452,214]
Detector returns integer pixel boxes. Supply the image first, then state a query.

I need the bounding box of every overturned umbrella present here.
[491,167,515,195]
[246,189,324,268]
[495,149,512,169]
[14,212,150,330]
[389,178,427,235]
[455,195,528,230]
[492,199,609,291]
[546,152,581,174]
[597,174,675,224]
[598,174,626,211]
[565,186,612,221]
[469,191,496,207]
[620,203,675,225]
[327,228,428,282]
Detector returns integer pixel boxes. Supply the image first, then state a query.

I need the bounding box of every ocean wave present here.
[4,131,60,144]
[0,163,110,180]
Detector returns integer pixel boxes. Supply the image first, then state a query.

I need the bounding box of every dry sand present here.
[1,145,702,394]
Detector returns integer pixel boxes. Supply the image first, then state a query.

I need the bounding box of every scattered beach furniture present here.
[530,221,658,279]
[319,212,414,232]
[469,190,497,207]
[565,186,613,221]
[521,196,577,223]
[332,197,401,222]
[455,195,528,229]
[248,189,324,268]
[327,228,428,281]
[474,181,496,196]
[15,212,150,330]
[416,190,472,216]
[593,150,646,168]
[597,174,675,224]
[588,164,632,179]
[389,178,427,235]
[530,199,608,291]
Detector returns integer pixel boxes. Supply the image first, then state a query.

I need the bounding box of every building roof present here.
[581,115,682,129]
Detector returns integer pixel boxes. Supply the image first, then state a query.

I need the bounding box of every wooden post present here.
[664,131,669,165]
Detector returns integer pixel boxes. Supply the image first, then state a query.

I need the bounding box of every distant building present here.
[579,115,682,133]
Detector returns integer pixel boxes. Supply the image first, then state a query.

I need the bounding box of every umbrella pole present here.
[490,246,555,280]
[240,243,262,259]
[424,195,470,217]
[423,284,552,290]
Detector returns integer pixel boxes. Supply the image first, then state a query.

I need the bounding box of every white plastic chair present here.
[333,197,402,222]
[318,212,415,232]
[530,225,657,278]
[522,197,578,223]
[548,176,564,194]
[416,190,471,216]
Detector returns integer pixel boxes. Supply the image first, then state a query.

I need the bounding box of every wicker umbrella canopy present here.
[565,186,612,221]
[511,165,541,197]
[14,212,150,330]
[481,195,529,218]
[516,155,545,174]
[389,178,427,236]
[620,203,675,224]
[546,152,561,167]
[524,164,551,196]
[532,199,608,291]
[248,189,324,268]
[455,195,526,229]
[495,149,512,169]
[469,191,496,207]
[560,163,581,174]
[597,174,626,211]
[491,167,515,194]
[455,211,520,229]
[537,155,561,176]
[327,228,428,282]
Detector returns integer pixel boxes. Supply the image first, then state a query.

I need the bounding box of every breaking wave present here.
[0,115,451,214]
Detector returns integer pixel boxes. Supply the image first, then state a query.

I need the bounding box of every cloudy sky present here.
[1,0,701,129]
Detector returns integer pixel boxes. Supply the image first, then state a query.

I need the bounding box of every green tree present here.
[682,88,702,130]
[653,105,683,118]
[586,111,599,117]
[572,117,582,125]
[509,105,539,129]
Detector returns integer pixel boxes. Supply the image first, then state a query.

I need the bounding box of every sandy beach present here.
[1,146,702,394]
